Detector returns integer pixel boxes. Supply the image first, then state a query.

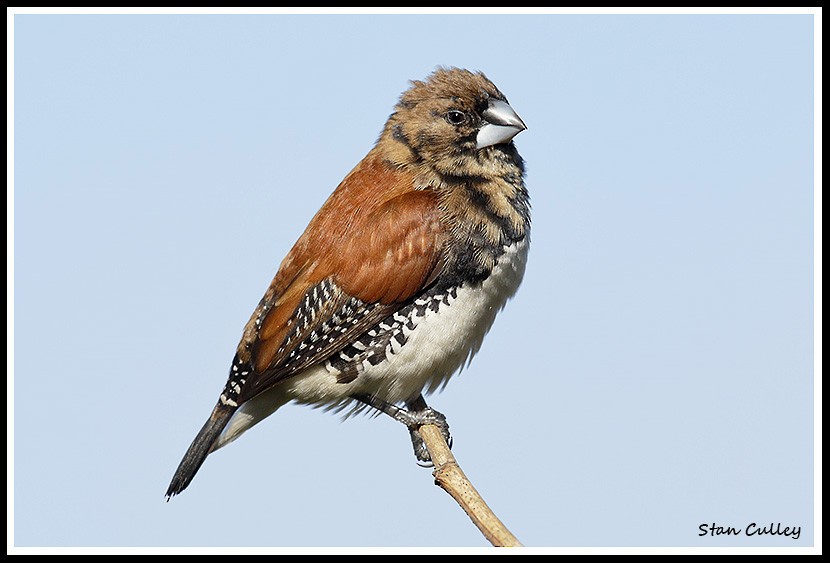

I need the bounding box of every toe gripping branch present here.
[352,393,453,465]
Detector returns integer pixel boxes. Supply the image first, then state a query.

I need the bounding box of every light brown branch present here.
[417,424,523,547]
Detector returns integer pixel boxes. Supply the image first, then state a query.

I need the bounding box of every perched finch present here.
[166,67,529,498]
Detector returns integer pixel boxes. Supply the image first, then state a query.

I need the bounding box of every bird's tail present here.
[165,403,236,500]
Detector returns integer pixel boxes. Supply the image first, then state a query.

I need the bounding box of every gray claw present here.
[406,408,452,466]
[350,393,453,465]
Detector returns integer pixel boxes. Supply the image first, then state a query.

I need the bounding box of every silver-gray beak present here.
[476,99,527,149]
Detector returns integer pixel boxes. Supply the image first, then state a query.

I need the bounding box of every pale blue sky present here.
[11,11,817,551]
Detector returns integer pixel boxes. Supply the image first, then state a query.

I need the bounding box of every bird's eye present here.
[445,110,467,125]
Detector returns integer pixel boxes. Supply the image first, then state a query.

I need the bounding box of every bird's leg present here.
[352,393,452,466]
[404,395,453,465]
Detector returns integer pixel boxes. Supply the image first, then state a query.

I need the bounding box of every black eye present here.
[445,110,467,125]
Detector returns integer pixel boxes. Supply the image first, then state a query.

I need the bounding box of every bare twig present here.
[417,424,523,547]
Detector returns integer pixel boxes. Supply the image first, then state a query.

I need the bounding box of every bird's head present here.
[380,67,526,177]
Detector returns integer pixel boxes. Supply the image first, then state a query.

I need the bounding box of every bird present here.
[166,66,529,499]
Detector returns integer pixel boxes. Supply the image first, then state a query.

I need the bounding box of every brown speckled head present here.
[379,67,522,175]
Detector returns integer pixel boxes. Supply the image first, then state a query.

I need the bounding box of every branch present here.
[417,424,523,547]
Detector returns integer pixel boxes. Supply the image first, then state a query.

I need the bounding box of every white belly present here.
[216,239,529,449]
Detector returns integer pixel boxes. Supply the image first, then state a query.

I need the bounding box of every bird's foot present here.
[352,393,453,465]
[401,406,452,466]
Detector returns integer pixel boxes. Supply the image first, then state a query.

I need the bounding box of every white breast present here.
[289,238,530,404]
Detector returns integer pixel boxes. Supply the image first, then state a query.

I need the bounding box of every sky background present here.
[11,10,818,552]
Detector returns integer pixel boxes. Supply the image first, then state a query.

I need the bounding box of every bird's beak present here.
[476,99,527,149]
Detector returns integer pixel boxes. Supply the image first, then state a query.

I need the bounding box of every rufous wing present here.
[236,156,447,402]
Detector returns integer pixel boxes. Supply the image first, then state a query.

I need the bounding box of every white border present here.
[6,6,822,556]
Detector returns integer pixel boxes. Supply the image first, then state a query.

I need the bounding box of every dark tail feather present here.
[165,404,235,500]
